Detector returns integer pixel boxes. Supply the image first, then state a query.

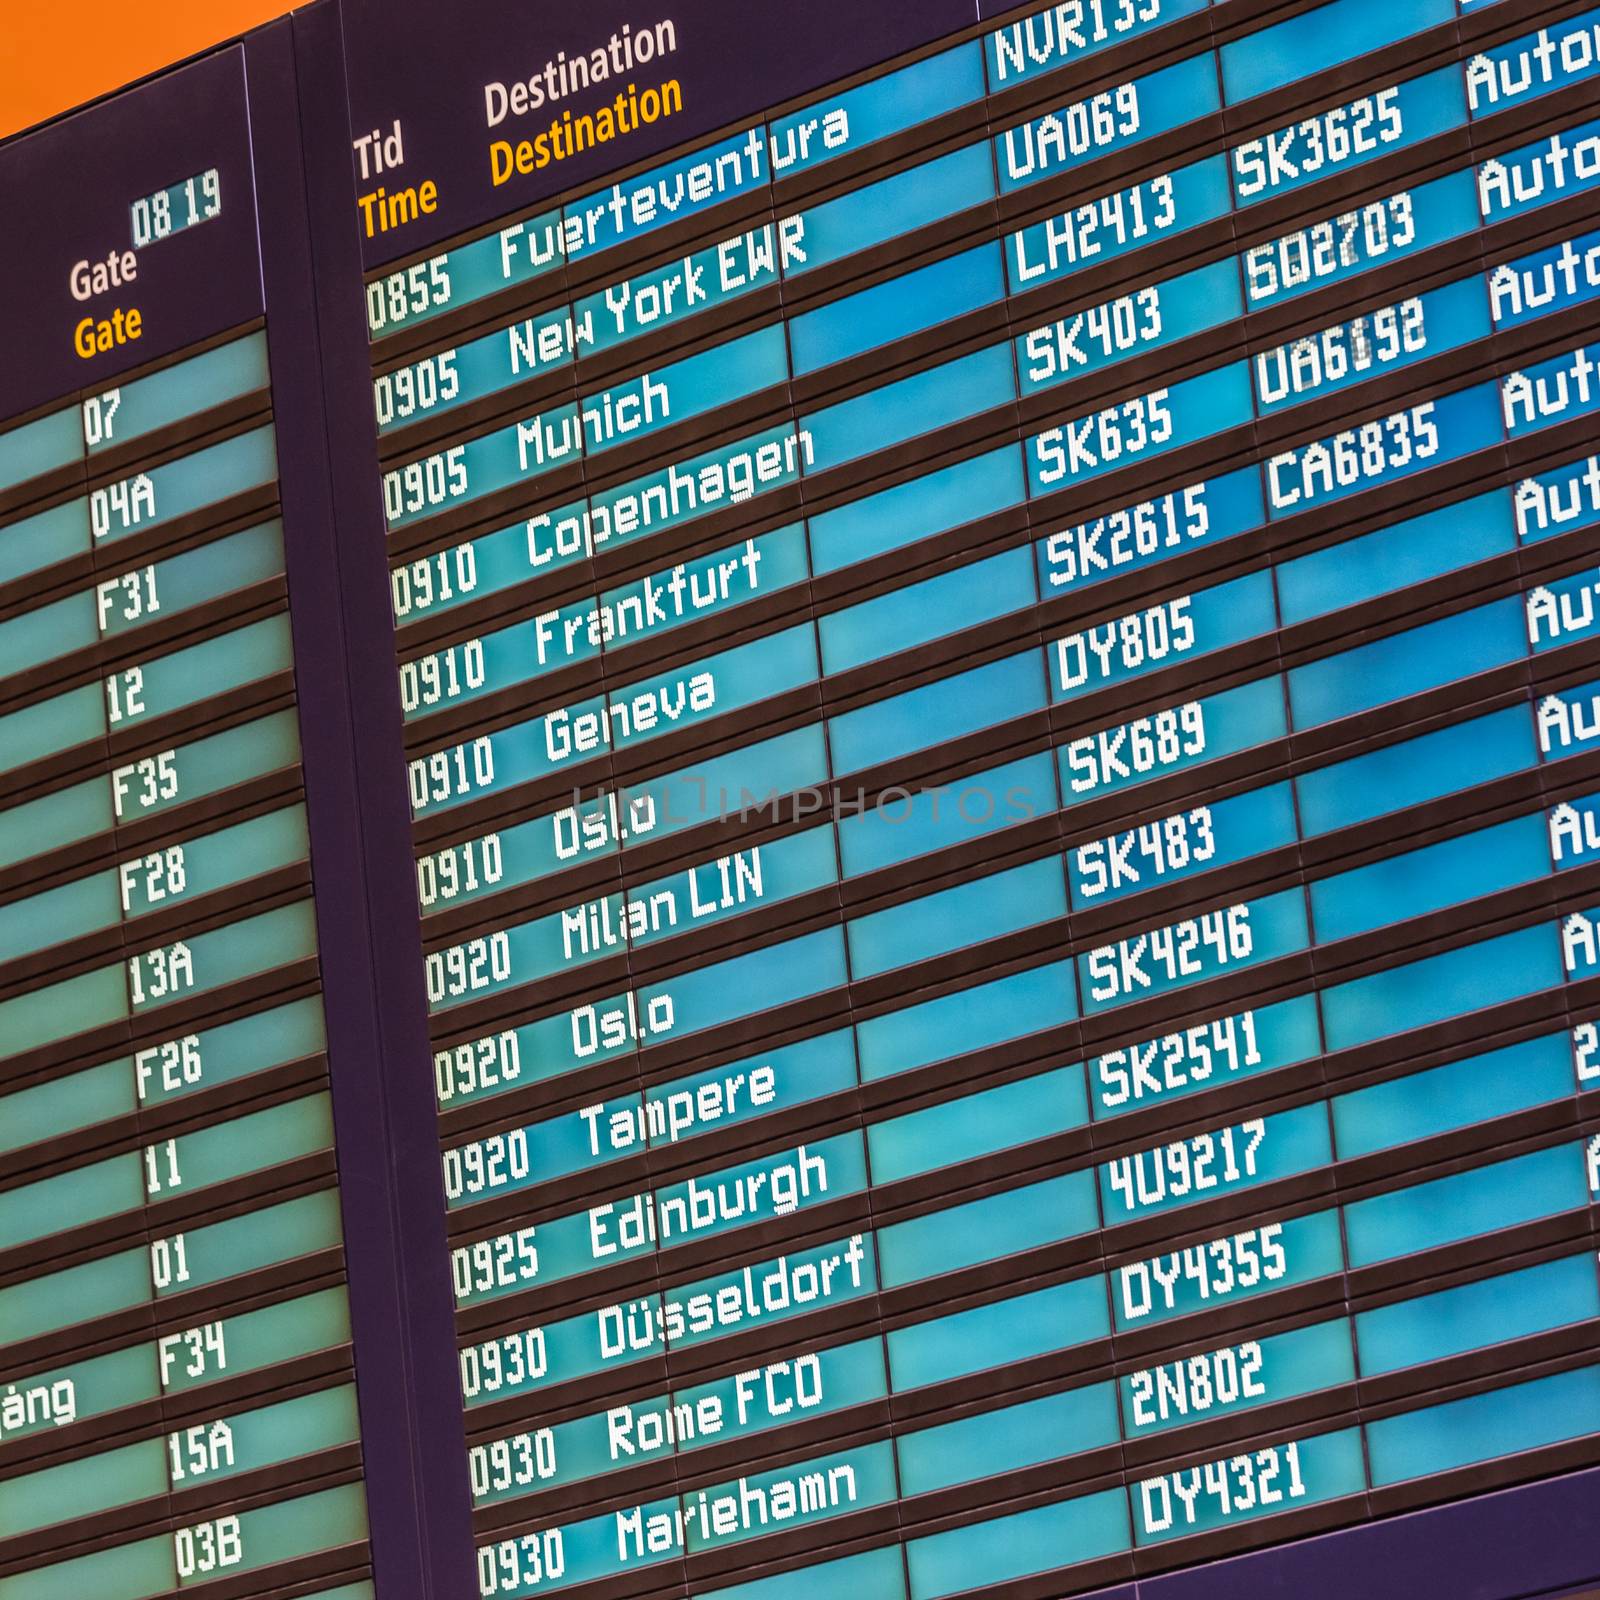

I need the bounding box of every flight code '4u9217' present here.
[1105,1117,1266,1216]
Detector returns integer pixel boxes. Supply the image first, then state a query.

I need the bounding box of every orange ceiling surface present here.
[0,0,299,141]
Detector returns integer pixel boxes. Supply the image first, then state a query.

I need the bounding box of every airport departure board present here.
[5,2,1600,1598]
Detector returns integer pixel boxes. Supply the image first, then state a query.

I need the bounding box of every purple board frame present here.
[249,14,477,1597]
[0,17,475,1595]
[0,45,261,419]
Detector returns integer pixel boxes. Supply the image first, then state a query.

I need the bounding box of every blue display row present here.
[0,1485,369,1600]
[423,669,1600,1285]
[0,1188,346,1350]
[394,292,1594,766]
[403,420,1595,925]
[0,520,286,682]
[379,115,1599,534]
[0,995,327,1160]
[464,1215,1597,1504]
[464,1240,1600,1592]
[367,1,1598,345]
[0,332,268,503]
[440,825,1600,1311]
[0,707,303,876]
[383,206,1596,732]
[0,802,310,968]
[453,1035,1600,1597]
[0,612,296,783]
[462,1123,1600,1596]
[0,899,320,1064]
[0,1088,335,1258]
[453,962,1597,1400]
[1,425,278,591]
[422,691,1594,1038]
[680,1361,1600,1600]
[0,1278,348,1456]
[410,402,1551,801]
